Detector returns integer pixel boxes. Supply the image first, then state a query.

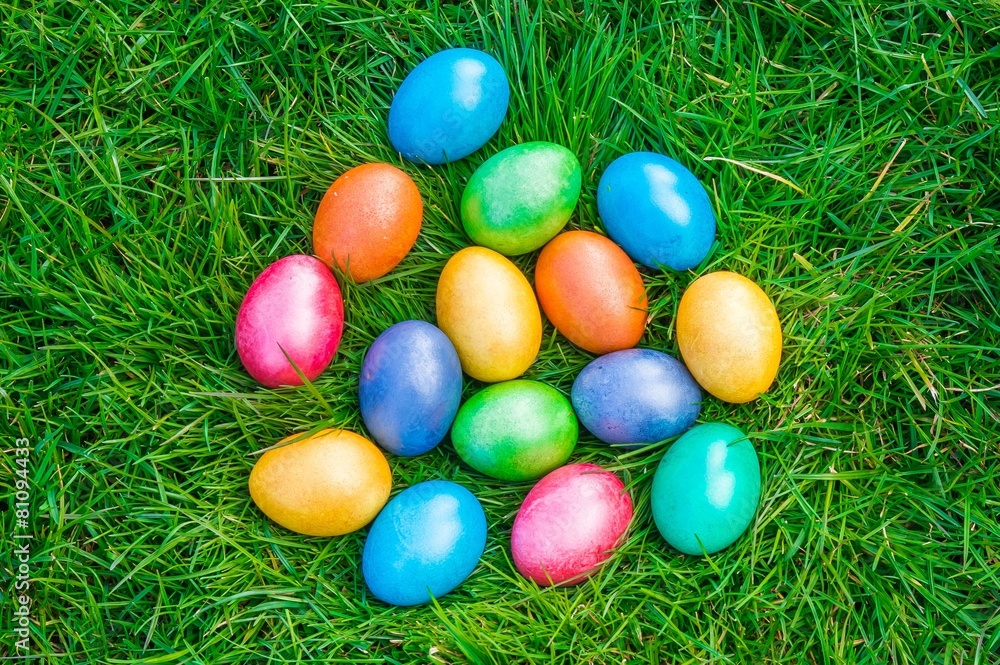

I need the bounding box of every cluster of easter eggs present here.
[235,47,783,605]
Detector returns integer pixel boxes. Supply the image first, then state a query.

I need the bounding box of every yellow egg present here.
[676,271,781,403]
[436,247,542,382]
[249,429,391,536]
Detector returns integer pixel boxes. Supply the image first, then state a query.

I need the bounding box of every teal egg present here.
[651,423,761,555]
[451,380,578,481]
[461,142,582,255]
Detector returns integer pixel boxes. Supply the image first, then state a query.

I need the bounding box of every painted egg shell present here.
[436,247,542,382]
[597,152,717,271]
[651,422,761,555]
[313,163,422,283]
[360,320,463,457]
[571,349,701,446]
[535,230,647,354]
[461,142,582,255]
[235,255,344,388]
[451,380,577,482]
[363,480,487,606]
[511,463,632,586]
[388,48,509,164]
[249,429,391,537]
[676,271,781,403]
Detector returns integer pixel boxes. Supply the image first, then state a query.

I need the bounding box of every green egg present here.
[451,380,578,481]
[461,142,582,255]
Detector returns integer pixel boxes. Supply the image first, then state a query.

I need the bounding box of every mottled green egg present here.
[451,380,578,481]
[461,142,582,255]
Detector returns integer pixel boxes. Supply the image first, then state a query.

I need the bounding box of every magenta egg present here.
[235,255,344,388]
[511,463,632,586]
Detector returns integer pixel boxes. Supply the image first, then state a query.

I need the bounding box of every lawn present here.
[2,0,1000,662]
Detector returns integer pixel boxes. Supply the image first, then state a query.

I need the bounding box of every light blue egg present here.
[597,152,717,271]
[388,48,509,164]
[651,423,761,555]
[362,480,487,606]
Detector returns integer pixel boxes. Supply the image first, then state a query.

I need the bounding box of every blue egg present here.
[362,480,487,606]
[597,152,717,271]
[360,320,463,457]
[388,48,509,164]
[571,348,701,446]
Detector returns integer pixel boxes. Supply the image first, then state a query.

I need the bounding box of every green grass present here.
[2,0,999,662]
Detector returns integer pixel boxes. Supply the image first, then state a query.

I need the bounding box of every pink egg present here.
[235,255,344,388]
[511,463,632,586]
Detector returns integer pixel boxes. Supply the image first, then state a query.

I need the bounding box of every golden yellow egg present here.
[676,271,781,403]
[249,429,391,536]
[436,247,542,382]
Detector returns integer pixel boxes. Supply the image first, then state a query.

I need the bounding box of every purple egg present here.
[360,320,463,457]
[571,348,701,446]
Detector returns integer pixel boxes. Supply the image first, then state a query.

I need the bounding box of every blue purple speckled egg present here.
[571,348,701,446]
[360,320,463,457]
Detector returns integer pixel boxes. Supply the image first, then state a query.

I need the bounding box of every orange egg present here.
[313,163,422,282]
[676,271,782,403]
[535,230,647,355]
